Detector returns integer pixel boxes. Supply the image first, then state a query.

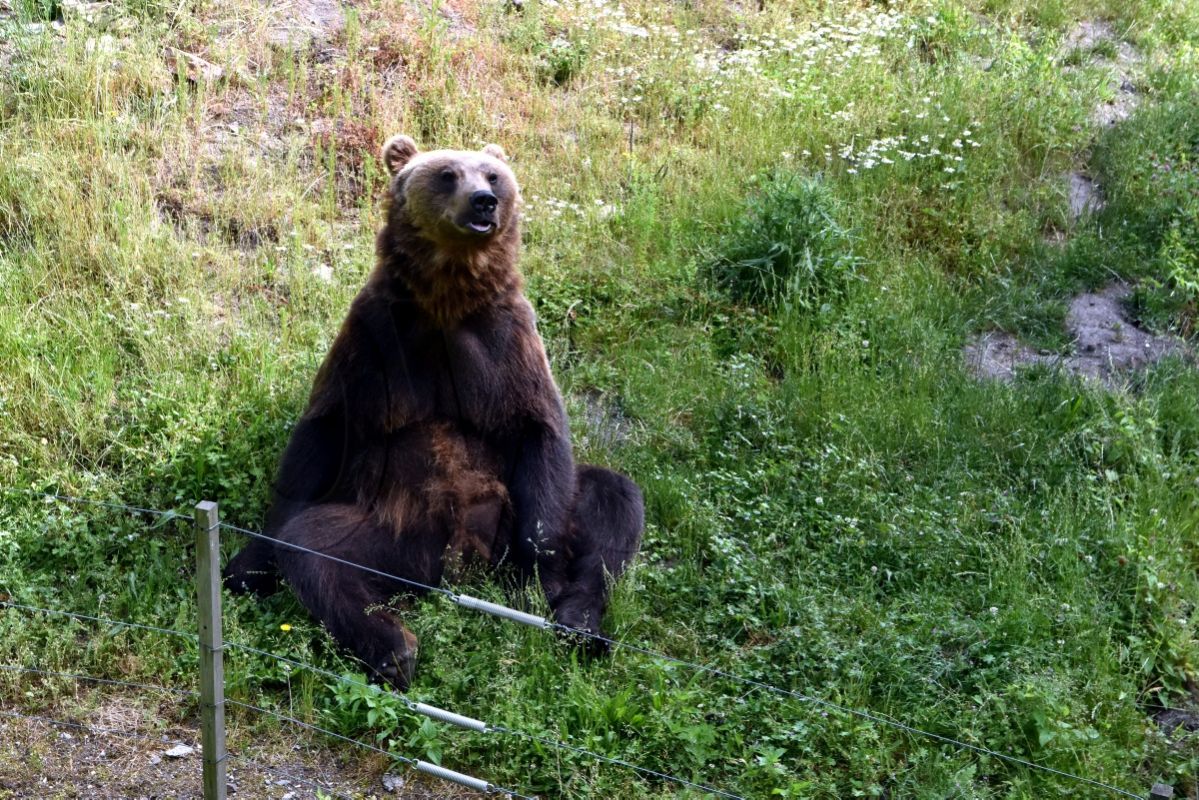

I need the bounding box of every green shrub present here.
[701,174,857,309]
[1131,205,1199,334]
[538,35,590,86]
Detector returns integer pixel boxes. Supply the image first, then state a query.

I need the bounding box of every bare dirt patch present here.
[1050,21,1141,238]
[267,0,346,51]
[962,331,1056,381]
[0,702,476,799]
[964,284,1188,384]
[1067,172,1104,221]
[1063,20,1141,127]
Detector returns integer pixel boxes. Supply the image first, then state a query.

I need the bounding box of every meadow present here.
[1,0,1199,796]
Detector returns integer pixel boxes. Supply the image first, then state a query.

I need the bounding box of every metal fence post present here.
[194,501,226,800]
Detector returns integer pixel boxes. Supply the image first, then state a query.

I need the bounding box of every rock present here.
[382,773,405,792]
[23,21,65,35]
[60,0,117,25]
[85,35,117,56]
[165,48,223,83]
[163,744,194,759]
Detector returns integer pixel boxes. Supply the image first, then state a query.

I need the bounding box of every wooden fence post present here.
[194,501,227,800]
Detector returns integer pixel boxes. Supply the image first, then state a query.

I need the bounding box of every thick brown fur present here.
[224,135,644,690]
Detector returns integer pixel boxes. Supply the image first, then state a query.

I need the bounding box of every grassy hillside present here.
[2,0,1199,796]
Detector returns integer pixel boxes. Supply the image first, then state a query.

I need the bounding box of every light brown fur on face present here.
[376,135,523,327]
[399,153,518,244]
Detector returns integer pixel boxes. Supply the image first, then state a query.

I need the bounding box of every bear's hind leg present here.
[548,465,644,641]
[274,505,424,690]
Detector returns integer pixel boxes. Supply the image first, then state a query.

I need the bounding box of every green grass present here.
[2,0,1199,797]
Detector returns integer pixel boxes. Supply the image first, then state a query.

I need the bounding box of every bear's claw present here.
[375,648,417,691]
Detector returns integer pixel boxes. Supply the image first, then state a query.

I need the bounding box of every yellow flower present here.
[280,623,292,632]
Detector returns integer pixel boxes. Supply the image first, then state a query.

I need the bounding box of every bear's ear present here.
[381,134,419,175]
[482,143,508,162]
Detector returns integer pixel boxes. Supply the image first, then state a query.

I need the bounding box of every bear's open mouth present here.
[465,218,496,235]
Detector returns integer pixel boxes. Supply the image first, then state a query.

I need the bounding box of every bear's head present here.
[381,134,520,248]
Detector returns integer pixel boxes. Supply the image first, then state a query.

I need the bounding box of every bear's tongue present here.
[468,220,494,233]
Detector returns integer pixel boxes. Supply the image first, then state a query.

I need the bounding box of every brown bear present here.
[223,134,644,690]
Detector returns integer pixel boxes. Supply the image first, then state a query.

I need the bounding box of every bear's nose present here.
[470,191,498,214]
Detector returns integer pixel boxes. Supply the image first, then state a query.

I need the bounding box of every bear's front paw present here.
[369,626,419,691]
[552,606,610,657]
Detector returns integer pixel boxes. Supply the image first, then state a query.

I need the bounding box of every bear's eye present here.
[486,173,499,184]
[439,169,456,185]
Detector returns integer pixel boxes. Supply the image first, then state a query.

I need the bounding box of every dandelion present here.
[280,623,292,632]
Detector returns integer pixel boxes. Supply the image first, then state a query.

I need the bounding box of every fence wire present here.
[0,489,1153,800]
[0,707,195,752]
[226,639,743,799]
[223,521,1147,800]
[223,522,456,600]
[227,699,535,800]
[0,600,197,643]
[0,663,195,698]
[489,723,744,799]
[0,487,187,524]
